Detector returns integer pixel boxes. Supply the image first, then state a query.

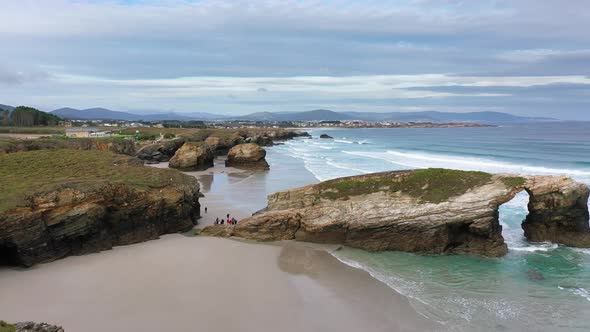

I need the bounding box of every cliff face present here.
[202,169,590,257]
[0,150,200,267]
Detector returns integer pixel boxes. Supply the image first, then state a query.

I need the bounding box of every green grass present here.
[0,149,195,213]
[0,321,15,332]
[501,176,527,188]
[319,168,493,203]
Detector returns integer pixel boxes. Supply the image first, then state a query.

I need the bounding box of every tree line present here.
[0,106,62,127]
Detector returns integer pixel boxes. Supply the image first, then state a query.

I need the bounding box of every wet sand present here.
[0,156,439,331]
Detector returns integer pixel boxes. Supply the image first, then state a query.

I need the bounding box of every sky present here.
[1,0,589,119]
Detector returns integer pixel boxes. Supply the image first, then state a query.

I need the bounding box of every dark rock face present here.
[168,142,214,171]
[244,136,273,146]
[522,176,590,246]
[0,179,200,267]
[202,170,590,257]
[136,138,185,163]
[14,322,64,332]
[224,143,269,170]
[319,134,333,139]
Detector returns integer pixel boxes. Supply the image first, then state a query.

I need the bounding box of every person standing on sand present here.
[227,213,230,220]
[221,219,224,225]
[205,207,207,213]
[215,217,219,225]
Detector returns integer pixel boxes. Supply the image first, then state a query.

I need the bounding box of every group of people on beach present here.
[214,213,238,226]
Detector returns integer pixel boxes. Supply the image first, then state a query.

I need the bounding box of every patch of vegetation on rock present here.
[0,149,193,213]
[501,176,527,188]
[0,321,15,332]
[319,168,493,203]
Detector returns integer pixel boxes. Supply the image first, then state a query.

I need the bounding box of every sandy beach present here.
[0,155,438,331]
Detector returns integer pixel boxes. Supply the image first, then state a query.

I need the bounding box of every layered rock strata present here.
[202,169,590,257]
[0,150,200,267]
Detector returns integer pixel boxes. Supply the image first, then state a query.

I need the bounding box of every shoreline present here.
[0,149,440,331]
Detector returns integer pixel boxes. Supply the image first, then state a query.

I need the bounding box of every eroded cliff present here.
[0,150,200,267]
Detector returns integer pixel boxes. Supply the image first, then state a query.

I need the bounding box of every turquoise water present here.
[268,123,590,331]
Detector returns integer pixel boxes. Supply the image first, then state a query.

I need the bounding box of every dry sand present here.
[0,157,439,331]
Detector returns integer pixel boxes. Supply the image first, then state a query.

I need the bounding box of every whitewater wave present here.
[326,160,372,175]
[558,286,590,302]
[344,150,590,182]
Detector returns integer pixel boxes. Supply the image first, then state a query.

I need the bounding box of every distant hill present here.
[238,109,351,122]
[0,104,15,111]
[338,111,554,123]
[43,105,555,123]
[238,110,555,123]
[51,108,222,121]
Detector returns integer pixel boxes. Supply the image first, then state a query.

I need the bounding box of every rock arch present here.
[202,170,590,257]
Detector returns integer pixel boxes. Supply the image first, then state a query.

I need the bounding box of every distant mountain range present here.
[0,104,557,123]
[51,107,222,121]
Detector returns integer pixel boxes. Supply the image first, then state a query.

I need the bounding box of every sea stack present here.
[225,143,270,170]
[319,134,333,139]
[202,168,590,257]
[169,142,214,171]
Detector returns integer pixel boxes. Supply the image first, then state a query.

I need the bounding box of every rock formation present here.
[225,143,269,170]
[136,138,185,163]
[168,142,214,171]
[202,169,590,257]
[522,176,590,246]
[204,134,244,155]
[14,322,64,332]
[319,134,333,139]
[0,150,201,267]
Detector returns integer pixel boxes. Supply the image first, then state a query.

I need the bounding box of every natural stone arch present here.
[202,170,590,257]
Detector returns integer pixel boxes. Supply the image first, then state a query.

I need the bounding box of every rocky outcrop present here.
[523,176,590,246]
[202,169,590,257]
[224,143,269,170]
[244,135,273,146]
[0,138,136,156]
[136,138,185,163]
[169,142,214,171]
[14,322,64,332]
[204,134,244,155]
[0,150,200,267]
[319,134,333,139]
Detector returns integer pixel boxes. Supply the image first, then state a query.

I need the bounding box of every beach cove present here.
[2,124,590,331]
[0,152,437,332]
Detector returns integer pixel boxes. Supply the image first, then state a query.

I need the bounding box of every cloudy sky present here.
[1,0,589,119]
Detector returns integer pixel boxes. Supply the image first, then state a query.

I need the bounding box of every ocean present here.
[266,123,590,331]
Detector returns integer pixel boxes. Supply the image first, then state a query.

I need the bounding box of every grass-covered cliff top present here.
[0,149,196,213]
[318,168,495,203]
